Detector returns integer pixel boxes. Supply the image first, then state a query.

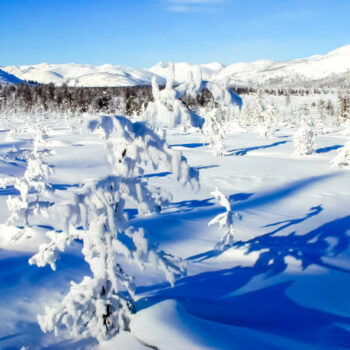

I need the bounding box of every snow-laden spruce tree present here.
[239,99,255,127]
[206,78,241,128]
[202,102,226,156]
[294,118,316,156]
[209,188,241,251]
[144,63,203,130]
[250,89,278,139]
[197,78,242,155]
[0,128,53,242]
[176,65,203,99]
[30,115,199,342]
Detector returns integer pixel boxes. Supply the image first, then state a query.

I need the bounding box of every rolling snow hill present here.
[2,63,166,87]
[214,44,350,88]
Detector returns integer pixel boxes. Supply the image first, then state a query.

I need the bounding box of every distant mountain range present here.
[0,69,23,85]
[2,44,350,88]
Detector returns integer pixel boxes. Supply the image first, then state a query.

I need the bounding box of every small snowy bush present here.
[209,188,241,251]
[294,119,316,156]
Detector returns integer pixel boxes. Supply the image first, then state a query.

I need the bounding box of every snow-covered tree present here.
[144,64,203,130]
[202,102,226,156]
[250,90,278,139]
[0,128,53,230]
[30,115,199,342]
[209,188,241,251]
[176,65,203,99]
[206,78,241,128]
[337,93,350,125]
[192,78,242,155]
[294,119,316,156]
[331,141,350,168]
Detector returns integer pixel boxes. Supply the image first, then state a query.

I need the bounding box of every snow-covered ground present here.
[0,118,349,349]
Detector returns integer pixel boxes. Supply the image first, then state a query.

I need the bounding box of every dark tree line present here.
[0,83,348,117]
[0,83,219,116]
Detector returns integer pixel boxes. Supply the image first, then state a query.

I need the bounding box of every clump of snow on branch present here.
[30,115,199,342]
[209,188,241,251]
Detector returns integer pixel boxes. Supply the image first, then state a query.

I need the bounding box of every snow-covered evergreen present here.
[29,115,199,342]
[144,64,203,130]
[202,102,226,156]
[0,127,53,237]
[294,119,316,156]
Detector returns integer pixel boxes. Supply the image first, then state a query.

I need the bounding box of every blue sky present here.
[1,0,350,67]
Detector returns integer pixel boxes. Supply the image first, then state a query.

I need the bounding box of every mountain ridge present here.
[2,44,350,88]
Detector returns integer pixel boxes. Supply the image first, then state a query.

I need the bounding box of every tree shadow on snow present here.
[143,164,219,179]
[135,172,350,347]
[226,140,289,156]
[168,192,252,214]
[136,211,350,346]
[315,145,342,154]
[170,142,209,149]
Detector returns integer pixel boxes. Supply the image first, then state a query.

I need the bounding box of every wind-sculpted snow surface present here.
[1,114,350,349]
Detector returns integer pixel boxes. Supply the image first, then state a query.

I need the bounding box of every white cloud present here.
[168,0,224,3]
[166,0,226,13]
